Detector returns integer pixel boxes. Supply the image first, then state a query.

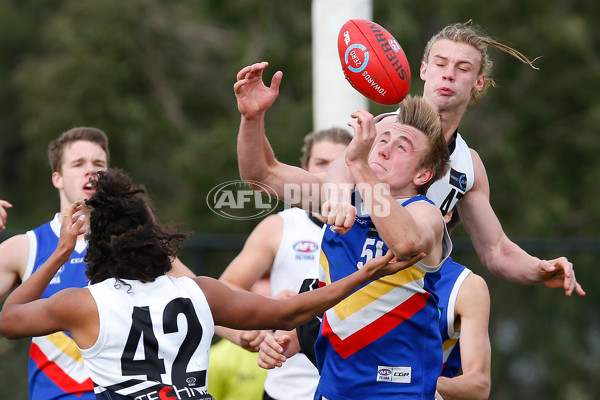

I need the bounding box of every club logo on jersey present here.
[206,180,279,220]
[449,168,467,191]
[377,366,412,383]
[293,240,318,260]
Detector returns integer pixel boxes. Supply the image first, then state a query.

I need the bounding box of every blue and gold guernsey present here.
[23,214,94,400]
[314,195,452,400]
[436,257,471,378]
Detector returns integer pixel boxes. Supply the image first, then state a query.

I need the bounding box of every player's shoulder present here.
[455,272,490,321]
[248,213,284,237]
[0,233,30,270]
[258,212,285,226]
[466,145,486,174]
[55,285,93,302]
[0,231,29,249]
[461,147,488,195]
[460,272,489,299]
[50,285,96,317]
[405,196,444,218]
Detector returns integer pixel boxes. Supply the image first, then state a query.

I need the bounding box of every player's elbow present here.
[0,314,24,340]
[238,160,267,184]
[278,316,301,332]
[388,238,420,260]
[437,371,491,400]
[239,164,279,195]
[244,179,268,193]
[278,311,314,332]
[471,372,491,400]
[0,330,21,340]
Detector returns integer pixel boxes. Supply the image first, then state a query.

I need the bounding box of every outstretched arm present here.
[235,62,323,209]
[459,149,584,296]
[199,250,424,332]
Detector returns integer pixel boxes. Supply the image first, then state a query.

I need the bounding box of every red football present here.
[337,19,411,105]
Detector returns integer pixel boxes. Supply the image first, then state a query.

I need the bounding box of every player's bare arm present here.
[437,273,491,400]
[0,205,89,340]
[199,250,424,332]
[0,234,30,302]
[458,149,584,296]
[236,62,327,207]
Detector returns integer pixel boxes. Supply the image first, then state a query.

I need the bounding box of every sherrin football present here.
[337,19,411,105]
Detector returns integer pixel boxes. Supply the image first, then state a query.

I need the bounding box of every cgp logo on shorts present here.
[206,180,279,220]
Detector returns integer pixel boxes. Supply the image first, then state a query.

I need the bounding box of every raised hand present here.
[346,109,378,166]
[234,62,283,120]
[0,200,12,232]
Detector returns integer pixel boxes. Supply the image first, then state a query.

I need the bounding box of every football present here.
[337,19,411,105]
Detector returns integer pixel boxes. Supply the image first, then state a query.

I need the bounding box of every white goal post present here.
[311,0,372,132]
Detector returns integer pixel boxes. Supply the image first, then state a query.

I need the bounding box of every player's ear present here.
[420,61,428,81]
[52,171,63,190]
[414,168,434,187]
[474,74,485,92]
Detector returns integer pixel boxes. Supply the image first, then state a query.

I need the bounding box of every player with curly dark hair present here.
[84,170,191,285]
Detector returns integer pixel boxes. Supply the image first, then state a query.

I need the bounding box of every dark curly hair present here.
[84,169,192,285]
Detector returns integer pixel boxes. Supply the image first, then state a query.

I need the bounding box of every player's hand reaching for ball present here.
[346,110,377,167]
[234,62,283,120]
